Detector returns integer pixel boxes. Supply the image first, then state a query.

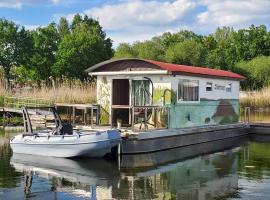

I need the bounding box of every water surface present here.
[1,129,270,199]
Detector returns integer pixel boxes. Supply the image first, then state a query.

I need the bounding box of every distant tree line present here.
[1,15,270,90]
[0,14,113,88]
[115,26,270,90]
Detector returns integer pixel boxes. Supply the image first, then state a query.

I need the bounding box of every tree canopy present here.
[114,26,270,89]
[0,19,33,88]
[1,15,270,90]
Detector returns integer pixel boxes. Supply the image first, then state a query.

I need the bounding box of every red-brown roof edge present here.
[145,59,246,80]
[85,58,245,80]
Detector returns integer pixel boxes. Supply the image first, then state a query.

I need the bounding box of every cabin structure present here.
[85,58,245,130]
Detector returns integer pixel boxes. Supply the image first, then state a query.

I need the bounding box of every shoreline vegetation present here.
[0,83,96,106]
[0,83,268,110]
[240,87,270,110]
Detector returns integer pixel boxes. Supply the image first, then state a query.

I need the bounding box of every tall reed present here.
[240,87,270,109]
[0,84,96,104]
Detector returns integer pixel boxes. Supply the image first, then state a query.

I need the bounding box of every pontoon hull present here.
[10,130,121,158]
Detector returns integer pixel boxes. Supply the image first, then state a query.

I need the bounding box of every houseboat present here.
[85,58,248,154]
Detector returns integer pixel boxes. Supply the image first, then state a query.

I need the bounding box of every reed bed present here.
[0,84,96,104]
[240,87,270,109]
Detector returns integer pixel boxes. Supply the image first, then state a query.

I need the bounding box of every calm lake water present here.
[1,129,270,200]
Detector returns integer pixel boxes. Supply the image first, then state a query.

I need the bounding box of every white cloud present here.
[0,0,22,9]
[197,0,270,28]
[86,0,195,30]
[84,0,196,45]
[51,0,60,4]
[52,0,270,46]
[0,0,61,9]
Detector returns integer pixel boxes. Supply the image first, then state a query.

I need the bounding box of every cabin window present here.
[178,79,199,102]
[206,82,213,91]
[226,84,232,92]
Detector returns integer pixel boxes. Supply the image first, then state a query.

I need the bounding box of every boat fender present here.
[61,135,64,139]
[47,135,50,140]
[76,134,80,139]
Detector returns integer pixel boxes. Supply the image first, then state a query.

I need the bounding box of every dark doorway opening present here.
[112,79,130,126]
[112,79,129,105]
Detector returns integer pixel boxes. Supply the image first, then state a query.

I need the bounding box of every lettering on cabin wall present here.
[214,84,225,91]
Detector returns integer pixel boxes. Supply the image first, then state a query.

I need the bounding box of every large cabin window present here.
[178,79,199,102]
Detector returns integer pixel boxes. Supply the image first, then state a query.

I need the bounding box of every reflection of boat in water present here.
[10,107,121,158]
[10,153,120,199]
[11,153,120,186]
[10,140,245,200]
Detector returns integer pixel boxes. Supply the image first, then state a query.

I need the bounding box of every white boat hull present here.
[10,130,121,158]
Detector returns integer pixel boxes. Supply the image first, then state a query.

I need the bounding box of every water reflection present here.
[240,109,270,123]
[0,128,270,199]
[11,154,119,199]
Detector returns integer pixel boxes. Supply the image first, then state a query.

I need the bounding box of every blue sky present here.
[1,0,270,46]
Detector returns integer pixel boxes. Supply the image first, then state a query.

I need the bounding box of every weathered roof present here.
[86,58,245,80]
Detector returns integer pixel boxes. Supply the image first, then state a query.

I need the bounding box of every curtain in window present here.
[132,80,151,106]
[178,79,199,101]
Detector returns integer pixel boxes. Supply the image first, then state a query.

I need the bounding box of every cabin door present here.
[112,79,130,126]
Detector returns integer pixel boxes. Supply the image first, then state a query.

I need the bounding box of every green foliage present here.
[0,19,33,87]
[133,40,165,61]
[236,56,270,90]
[165,40,206,66]
[114,25,270,90]
[58,17,70,38]
[29,23,60,85]
[114,43,136,58]
[0,15,112,87]
[53,15,113,80]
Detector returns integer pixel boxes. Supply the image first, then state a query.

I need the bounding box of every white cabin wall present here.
[170,75,240,100]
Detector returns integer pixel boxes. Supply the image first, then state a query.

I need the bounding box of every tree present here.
[29,23,60,85]
[132,40,165,61]
[160,30,203,48]
[58,17,70,38]
[114,43,137,58]
[204,27,238,70]
[71,14,83,31]
[0,18,33,88]
[53,15,113,80]
[165,40,206,66]
[236,56,270,90]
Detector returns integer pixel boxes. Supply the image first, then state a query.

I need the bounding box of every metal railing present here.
[3,96,53,110]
